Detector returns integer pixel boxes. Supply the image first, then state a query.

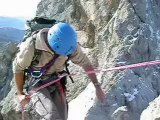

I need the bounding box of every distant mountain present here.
[0,16,27,42]
[0,27,25,42]
[0,16,27,30]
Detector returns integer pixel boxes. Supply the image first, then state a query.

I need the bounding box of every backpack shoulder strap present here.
[30,31,42,66]
[40,53,60,75]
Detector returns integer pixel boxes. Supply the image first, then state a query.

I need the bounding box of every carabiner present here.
[31,71,43,78]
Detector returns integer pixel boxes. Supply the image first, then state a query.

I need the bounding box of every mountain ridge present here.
[0,16,27,30]
[0,27,25,42]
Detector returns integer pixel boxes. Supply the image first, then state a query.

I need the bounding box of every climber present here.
[13,22,105,120]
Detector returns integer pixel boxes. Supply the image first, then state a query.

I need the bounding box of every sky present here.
[0,0,41,18]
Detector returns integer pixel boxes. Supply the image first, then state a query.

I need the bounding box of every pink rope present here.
[21,60,160,119]
[86,60,160,74]
[21,106,25,120]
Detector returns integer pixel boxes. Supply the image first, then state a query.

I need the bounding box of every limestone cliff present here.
[1,0,160,120]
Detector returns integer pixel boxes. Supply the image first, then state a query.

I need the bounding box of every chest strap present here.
[28,54,60,78]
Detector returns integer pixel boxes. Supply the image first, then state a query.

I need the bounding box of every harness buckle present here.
[31,70,43,78]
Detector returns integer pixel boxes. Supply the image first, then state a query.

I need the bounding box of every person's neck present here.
[43,32,56,54]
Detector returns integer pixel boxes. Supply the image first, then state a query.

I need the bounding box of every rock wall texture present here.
[1,0,160,120]
[140,95,160,120]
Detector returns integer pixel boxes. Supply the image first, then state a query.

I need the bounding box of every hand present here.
[17,94,30,107]
[95,87,105,103]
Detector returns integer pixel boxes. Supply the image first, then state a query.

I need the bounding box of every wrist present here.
[16,91,25,95]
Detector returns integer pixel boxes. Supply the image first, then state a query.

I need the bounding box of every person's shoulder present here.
[18,36,35,50]
[70,43,84,57]
[36,28,49,40]
[76,43,85,53]
[39,28,49,35]
[24,28,49,47]
[34,28,53,52]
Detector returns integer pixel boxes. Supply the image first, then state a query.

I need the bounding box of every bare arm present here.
[82,63,105,102]
[70,44,105,102]
[82,64,100,88]
[15,72,30,106]
[15,72,25,95]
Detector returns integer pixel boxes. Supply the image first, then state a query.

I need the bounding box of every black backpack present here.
[23,16,57,41]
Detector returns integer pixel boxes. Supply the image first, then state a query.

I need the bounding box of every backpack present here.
[23,16,57,41]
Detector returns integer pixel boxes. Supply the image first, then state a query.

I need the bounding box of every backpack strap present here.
[30,31,42,66]
[40,54,60,75]
[28,31,59,77]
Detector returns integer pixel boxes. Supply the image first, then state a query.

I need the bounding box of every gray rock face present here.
[140,95,160,120]
[0,42,17,120]
[1,0,160,120]
[0,42,17,100]
[84,0,160,119]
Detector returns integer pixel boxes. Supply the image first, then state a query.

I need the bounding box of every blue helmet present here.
[47,22,77,56]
